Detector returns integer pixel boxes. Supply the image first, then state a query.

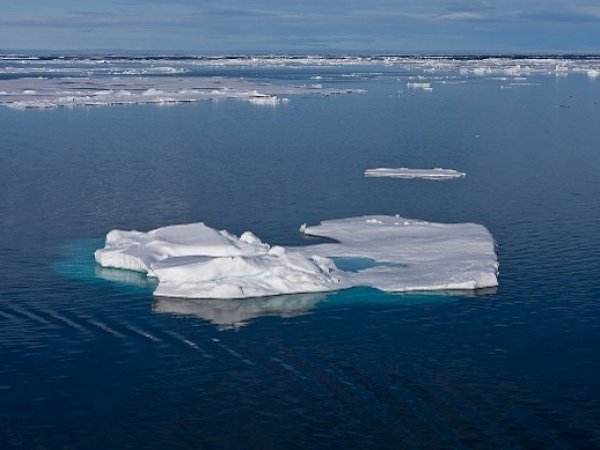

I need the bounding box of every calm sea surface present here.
[1,61,599,449]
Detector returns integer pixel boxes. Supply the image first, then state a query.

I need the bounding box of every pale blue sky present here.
[1,0,600,53]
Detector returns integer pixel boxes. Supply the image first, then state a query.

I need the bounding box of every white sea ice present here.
[4,55,599,110]
[407,82,433,91]
[3,55,600,78]
[473,67,492,76]
[246,93,279,105]
[95,216,498,299]
[151,250,339,299]
[95,223,341,299]
[95,223,267,275]
[365,168,466,180]
[0,76,349,109]
[299,216,498,292]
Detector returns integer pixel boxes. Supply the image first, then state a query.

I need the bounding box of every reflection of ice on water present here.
[404,287,498,297]
[153,293,326,330]
[152,287,496,329]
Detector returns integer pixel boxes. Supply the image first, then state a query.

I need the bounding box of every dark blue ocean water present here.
[1,65,600,449]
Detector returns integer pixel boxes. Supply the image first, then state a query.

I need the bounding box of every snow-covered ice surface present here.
[299,216,498,292]
[407,82,433,91]
[2,55,599,73]
[95,216,498,299]
[0,76,354,109]
[365,168,466,180]
[94,223,341,299]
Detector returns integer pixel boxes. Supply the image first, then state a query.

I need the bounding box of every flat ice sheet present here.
[299,216,498,292]
[365,168,466,180]
[0,76,359,109]
[95,215,498,298]
[406,82,433,91]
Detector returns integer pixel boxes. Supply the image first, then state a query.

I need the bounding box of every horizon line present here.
[2,48,600,57]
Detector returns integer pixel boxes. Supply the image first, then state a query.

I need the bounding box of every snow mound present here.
[365,168,466,180]
[95,216,498,298]
[95,223,341,299]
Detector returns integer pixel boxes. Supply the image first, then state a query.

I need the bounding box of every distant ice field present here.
[0,76,363,109]
[1,55,598,109]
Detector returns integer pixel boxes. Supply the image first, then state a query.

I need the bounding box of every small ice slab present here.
[407,82,433,91]
[299,215,498,292]
[365,168,466,180]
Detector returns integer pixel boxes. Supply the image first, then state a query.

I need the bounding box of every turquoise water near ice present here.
[1,62,600,448]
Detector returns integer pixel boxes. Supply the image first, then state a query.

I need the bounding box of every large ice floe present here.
[95,215,498,299]
[365,168,466,180]
[0,76,359,109]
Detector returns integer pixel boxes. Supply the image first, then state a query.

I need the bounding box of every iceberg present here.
[95,216,498,299]
[95,223,341,299]
[365,168,466,180]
